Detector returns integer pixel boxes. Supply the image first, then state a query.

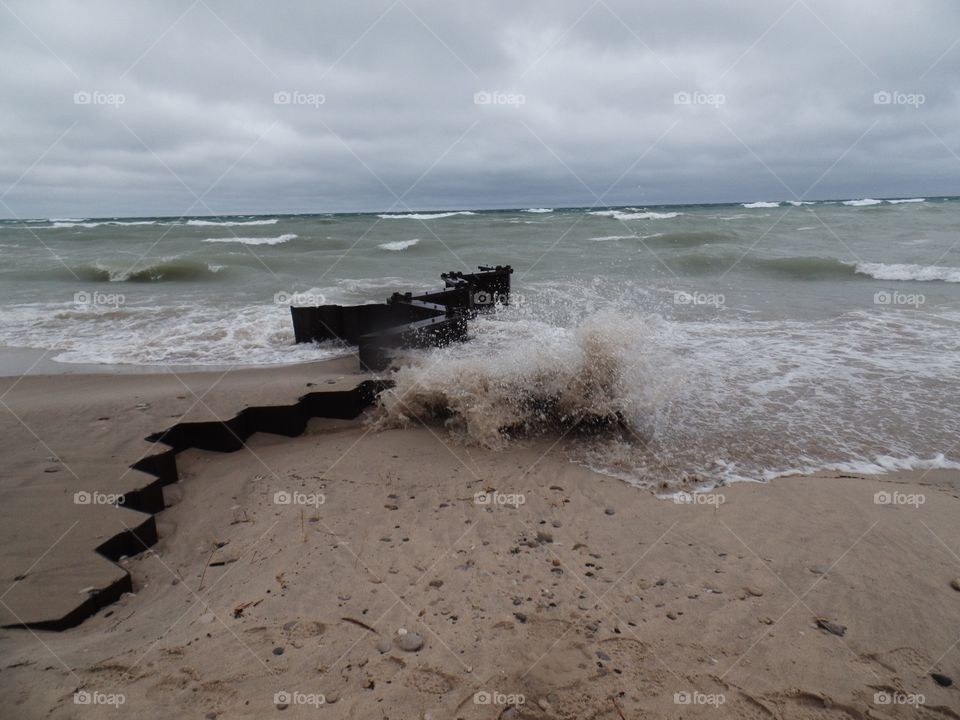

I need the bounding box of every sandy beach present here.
[1,363,958,719]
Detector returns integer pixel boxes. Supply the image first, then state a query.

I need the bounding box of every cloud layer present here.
[2,0,958,217]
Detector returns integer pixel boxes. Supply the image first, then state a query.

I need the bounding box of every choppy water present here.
[2,198,958,486]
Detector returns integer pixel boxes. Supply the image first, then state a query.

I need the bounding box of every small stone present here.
[536,531,553,544]
[275,701,288,710]
[397,631,424,652]
[666,611,677,620]
[746,586,764,597]
[809,565,830,575]
[552,520,562,528]
[272,646,285,656]
[325,691,339,704]
[514,612,527,623]
[931,672,953,687]
[815,619,846,637]
[375,636,391,653]
[596,651,610,661]
[604,508,615,516]
[428,579,443,588]
[950,578,960,592]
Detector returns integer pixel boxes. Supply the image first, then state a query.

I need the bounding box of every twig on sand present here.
[342,617,377,633]
[611,696,627,720]
[198,543,217,591]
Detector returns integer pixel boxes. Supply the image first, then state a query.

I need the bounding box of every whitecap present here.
[842,198,883,206]
[202,234,297,246]
[588,210,680,220]
[377,238,420,251]
[187,218,280,226]
[742,201,781,208]
[523,208,553,213]
[887,198,926,204]
[854,262,960,282]
[377,211,476,219]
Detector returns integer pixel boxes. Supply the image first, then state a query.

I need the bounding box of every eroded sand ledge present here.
[1,364,959,718]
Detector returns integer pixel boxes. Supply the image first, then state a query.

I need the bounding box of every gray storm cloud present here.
[1,0,958,217]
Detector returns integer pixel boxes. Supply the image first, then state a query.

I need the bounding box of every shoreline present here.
[0,365,958,717]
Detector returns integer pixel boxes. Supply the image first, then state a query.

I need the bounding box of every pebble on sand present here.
[396,630,424,652]
[746,586,764,597]
[931,672,953,687]
[950,578,960,592]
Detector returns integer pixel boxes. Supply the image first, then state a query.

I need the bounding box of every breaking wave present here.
[588,210,681,220]
[742,201,781,208]
[203,234,296,245]
[854,262,960,282]
[377,211,476,219]
[186,218,279,226]
[378,238,420,251]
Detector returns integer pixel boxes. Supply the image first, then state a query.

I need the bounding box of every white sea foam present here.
[842,198,883,206]
[523,208,554,213]
[590,235,638,242]
[742,201,781,208]
[377,211,476,219]
[788,201,816,206]
[202,234,297,246]
[887,198,926,204]
[854,262,960,282]
[588,210,680,220]
[51,220,158,228]
[377,238,420,251]
[187,218,280,226]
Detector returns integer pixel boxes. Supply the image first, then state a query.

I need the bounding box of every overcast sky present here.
[1,0,958,218]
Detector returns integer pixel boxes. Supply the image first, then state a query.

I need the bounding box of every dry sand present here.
[1,363,959,718]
